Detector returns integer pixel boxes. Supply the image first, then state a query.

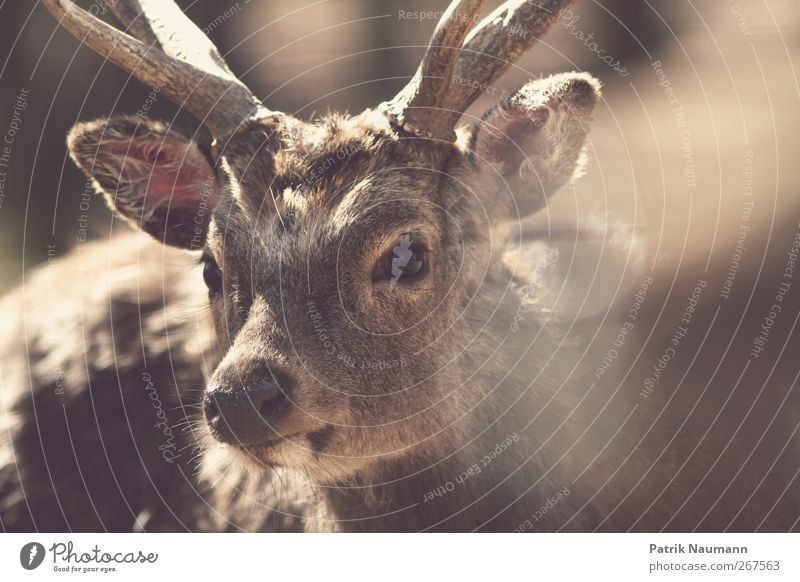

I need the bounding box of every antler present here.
[381,0,575,142]
[381,0,485,141]
[42,0,270,137]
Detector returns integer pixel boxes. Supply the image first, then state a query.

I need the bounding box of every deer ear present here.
[471,72,600,219]
[67,116,220,249]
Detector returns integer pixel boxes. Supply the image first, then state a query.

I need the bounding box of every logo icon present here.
[20,542,45,570]
[390,234,414,288]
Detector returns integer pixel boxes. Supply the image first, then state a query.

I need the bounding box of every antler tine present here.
[107,0,239,81]
[380,0,485,142]
[381,0,574,142]
[452,0,575,115]
[42,0,271,137]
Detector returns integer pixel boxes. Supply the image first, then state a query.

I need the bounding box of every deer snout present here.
[203,382,288,446]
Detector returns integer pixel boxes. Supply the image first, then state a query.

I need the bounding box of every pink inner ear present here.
[124,139,213,205]
[494,107,549,168]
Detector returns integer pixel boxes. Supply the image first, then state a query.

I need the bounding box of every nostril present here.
[204,381,290,445]
[252,383,287,419]
[203,393,220,425]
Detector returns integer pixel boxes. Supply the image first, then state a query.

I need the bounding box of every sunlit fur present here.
[52,74,602,531]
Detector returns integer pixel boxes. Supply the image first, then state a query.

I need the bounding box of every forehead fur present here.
[211,110,463,247]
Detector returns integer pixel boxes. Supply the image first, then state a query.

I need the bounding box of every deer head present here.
[47,0,599,485]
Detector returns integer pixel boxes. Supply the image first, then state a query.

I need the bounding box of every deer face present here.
[201,113,469,479]
[52,0,598,482]
[67,73,598,481]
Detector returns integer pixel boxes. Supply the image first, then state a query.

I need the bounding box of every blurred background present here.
[0,0,798,296]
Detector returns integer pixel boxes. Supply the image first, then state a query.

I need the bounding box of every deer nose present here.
[203,382,287,446]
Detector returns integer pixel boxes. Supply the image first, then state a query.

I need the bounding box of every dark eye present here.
[402,250,425,277]
[202,255,223,297]
[374,234,428,286]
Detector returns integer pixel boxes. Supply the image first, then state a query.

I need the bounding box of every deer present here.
[1,0,798,532]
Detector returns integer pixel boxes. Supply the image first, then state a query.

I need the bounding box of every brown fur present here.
[5,0,797,532]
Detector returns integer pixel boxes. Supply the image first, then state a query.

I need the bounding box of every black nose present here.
[203,382,287,445]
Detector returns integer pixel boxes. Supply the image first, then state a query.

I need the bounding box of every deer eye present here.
[374,234,429,286]
[201,255,223,297]
[404,253,424,276]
